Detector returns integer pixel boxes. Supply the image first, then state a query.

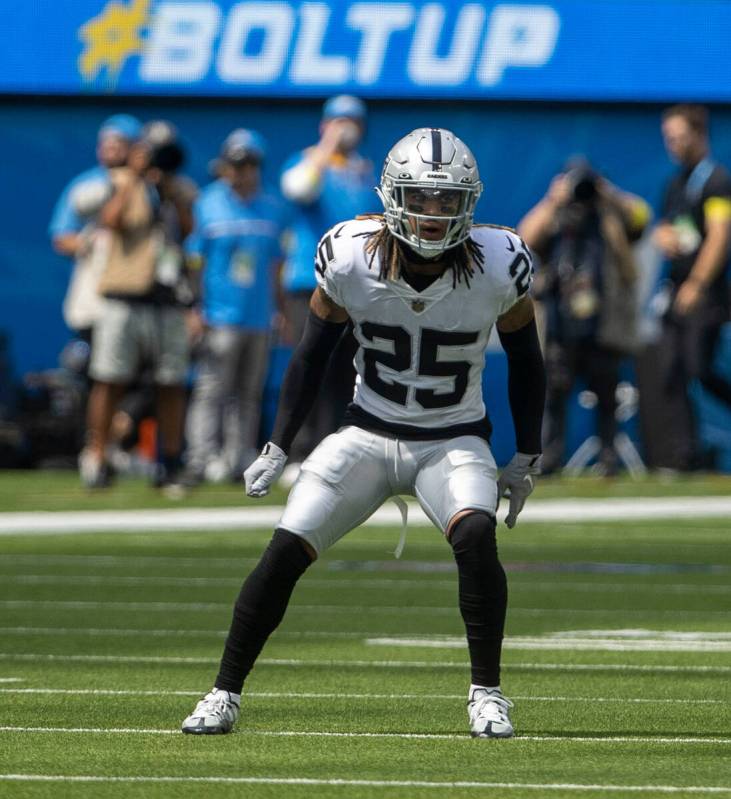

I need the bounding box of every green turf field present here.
[0,474,730,797]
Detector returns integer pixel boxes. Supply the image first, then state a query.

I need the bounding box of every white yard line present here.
[5,628,731,657]
[366,635,731,653]
[0,553,726,574]
[0,554,257,567]
[0,727,729,746]
[4,623,730,653]
[4,574,730,594]
[0,652,729,673]
[1,496,730,534]
[0,687,723,704]
[0,775,729,793]
[2,599,727,617]
[0,626,230,638]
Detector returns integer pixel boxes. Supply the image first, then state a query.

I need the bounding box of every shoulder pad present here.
[473,222,519,235]
[314,218,378,279]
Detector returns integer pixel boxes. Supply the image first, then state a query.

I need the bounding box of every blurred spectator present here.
[49,114,141,341]
[518,159,651,475]
[79,124,194,492]
[651,104,731,470]
[183,129,286,484]
[278,95,377,485]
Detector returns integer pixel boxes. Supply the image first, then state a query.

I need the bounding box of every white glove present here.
[244,442,287,497]
[497,453,542,529]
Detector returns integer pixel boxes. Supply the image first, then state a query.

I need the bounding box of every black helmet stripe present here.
[430,128,442,170]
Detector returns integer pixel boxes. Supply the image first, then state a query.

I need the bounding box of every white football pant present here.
[279,425,498,555]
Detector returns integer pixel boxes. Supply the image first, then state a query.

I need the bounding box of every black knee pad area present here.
[449,512,498,566]
[263,528,314,576]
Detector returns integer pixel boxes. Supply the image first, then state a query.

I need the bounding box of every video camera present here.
[565,165,599,203]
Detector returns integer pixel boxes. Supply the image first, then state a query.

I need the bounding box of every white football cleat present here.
[181,688,240,735]
[467,687,514,738]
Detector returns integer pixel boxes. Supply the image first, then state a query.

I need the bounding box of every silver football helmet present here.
[376,128,483,259]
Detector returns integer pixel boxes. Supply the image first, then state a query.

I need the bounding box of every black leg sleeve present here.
[449,512,507,687]
[215,529,313,694]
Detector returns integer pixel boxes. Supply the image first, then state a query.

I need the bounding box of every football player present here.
[182,128,546,739]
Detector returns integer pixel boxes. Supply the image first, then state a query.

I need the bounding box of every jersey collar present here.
[388,270,454,314]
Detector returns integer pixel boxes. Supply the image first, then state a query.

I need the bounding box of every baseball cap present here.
[98,113,142,142]
[322,95,367,121]
[220,128,266,164]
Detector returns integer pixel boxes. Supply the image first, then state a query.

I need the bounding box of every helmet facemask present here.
[378,182,481,259]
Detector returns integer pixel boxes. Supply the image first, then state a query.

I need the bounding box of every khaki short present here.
[90,299,188,385]
[279,426,498,555]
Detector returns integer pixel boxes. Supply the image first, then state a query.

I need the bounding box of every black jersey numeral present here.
[359,323,477,408]
[315,234,335,277]
[508,251,532,297]
[360,322,411,405]
[416,328,480,408]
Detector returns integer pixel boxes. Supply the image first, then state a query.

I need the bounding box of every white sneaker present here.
[181,688,240,735]
[278,461,302,489]
[78,449,112,489]
[467,687,514,738]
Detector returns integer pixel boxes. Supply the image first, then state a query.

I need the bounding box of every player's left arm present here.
[495,295,546,527]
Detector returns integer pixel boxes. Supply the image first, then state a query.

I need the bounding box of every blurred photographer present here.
[49,114,142,342]
[518,159,651,474]
[79,121,195,493]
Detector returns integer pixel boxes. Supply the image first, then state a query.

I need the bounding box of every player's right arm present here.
[244,285,350,497]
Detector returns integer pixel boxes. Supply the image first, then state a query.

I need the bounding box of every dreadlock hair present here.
[360,214,486,289]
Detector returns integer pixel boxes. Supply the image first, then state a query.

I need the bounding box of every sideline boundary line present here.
[1,496,731,534]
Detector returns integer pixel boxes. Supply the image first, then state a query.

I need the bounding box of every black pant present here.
[656,303,731,470]
[542,338,621,471]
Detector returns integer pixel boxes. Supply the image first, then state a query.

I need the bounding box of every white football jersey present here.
[315,217,532,431]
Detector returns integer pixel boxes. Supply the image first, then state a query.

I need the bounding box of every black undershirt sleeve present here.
[269,310,348,454]
[497,318,546,454]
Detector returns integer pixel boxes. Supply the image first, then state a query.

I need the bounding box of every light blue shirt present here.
[48,165,110,237]
[280,151,377,293]
[187,180,285,330]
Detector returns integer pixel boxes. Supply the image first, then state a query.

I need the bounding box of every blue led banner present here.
[3,0,730,101]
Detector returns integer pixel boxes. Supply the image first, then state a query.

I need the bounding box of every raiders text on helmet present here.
[376,128,483,259]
